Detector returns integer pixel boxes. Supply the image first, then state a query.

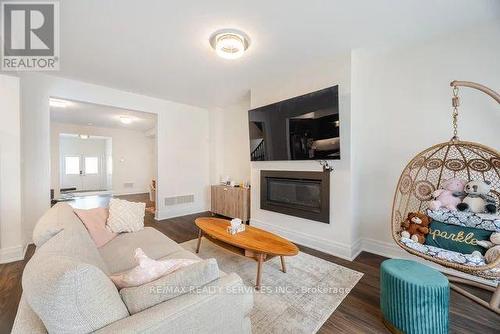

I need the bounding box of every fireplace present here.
[260,170,330,223]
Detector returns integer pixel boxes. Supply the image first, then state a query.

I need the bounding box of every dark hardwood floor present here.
[0,193,498,333]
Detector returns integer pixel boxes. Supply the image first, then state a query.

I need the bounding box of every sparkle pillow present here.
[107,198,146,233]
[425,219,492,255]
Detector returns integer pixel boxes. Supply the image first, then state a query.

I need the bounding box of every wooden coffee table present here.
[195,217,299,290]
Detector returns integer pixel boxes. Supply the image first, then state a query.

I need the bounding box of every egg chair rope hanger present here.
[391,80,500,314]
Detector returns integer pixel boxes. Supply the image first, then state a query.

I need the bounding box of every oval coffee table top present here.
[195,217,299,256]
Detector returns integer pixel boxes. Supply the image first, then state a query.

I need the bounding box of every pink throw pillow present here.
[74,207,117,248]
[110,248,198,289]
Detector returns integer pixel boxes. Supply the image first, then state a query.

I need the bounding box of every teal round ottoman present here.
[380,259,449,334]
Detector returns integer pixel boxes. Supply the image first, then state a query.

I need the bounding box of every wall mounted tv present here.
[248,85,340,161]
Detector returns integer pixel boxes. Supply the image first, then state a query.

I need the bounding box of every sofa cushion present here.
[32,202,74,247]
[36,219,110,274]
[159,249,202,261]
[11,294,47,334]
[93,273,253,334]
[22,255,129,333]
[99,227,183,274]
[120,258,220,314]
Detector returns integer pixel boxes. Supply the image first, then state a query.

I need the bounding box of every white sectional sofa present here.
[12,203,253,333]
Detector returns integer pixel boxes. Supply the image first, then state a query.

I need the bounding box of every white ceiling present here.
[55,0,500,108]
[50,100,157,131]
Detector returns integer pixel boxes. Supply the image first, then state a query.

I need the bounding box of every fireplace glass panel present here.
[267,178,321,211]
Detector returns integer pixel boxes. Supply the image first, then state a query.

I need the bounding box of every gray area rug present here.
[181,239,363,334]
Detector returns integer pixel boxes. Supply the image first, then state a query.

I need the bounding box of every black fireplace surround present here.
[260,170,330,224]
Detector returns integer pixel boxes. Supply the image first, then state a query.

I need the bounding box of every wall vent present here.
[124,182,134,188]
[164,194,195,206]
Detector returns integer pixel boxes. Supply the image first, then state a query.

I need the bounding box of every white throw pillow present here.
[107,198,146,233]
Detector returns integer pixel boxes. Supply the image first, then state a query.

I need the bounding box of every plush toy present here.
[428,178,466,211]
[401,212,431,244]
[456,180,498,214]
[477,232,500,264]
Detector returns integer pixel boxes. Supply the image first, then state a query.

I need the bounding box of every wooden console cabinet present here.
[211,185,250,222]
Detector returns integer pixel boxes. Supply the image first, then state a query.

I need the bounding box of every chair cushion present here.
[107,198,146,233]
[120,258,220,314]
[99,227,183,274]
[401,237,487,266]
[32,203,74,247]
[22,255,129,333]
[427,209,500,232]
[425,220,493,255]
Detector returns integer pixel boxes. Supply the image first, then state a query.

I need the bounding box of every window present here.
[65,157,80,175]
[85,157,99,174]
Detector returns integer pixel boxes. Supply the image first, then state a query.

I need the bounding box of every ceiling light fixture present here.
[49,98,70,108]
[79,134,89,139]
[120,116,132,124]
[209,29,250,60]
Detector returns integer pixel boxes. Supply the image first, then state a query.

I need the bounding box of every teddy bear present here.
[477,232,500,264]
[456,180,498,214]
[428,177,466,211]
[400,212,431,244]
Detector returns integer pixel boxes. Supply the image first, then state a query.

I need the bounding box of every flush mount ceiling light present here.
[209,29,250,60]
[120,116,132,124]
[79,134,89,139]
[49,98,70,108]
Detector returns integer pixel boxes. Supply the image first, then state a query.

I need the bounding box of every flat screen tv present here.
[248,85,340,161]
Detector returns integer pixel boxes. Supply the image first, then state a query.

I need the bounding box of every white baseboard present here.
[113,190,150,196]
[250,218,355,261]
[0,244,27,264]
[350,238,363,260]
[361,238,408,259]
[155,205,208,221]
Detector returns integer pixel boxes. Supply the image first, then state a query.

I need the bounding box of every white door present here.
[61,155,105,191]
[60,135,108,192]
[62,155,82,190]
[82,156,103,190]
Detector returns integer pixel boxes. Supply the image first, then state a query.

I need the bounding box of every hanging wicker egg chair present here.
[391,81,500,313]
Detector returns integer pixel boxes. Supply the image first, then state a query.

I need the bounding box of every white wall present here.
[248,54,357,260]
[351,22,500,257]
[212,21,500,269]
[0,75,24,263]
[20,73,210,245]
[209,97,251,185]
[51,123,155,196]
